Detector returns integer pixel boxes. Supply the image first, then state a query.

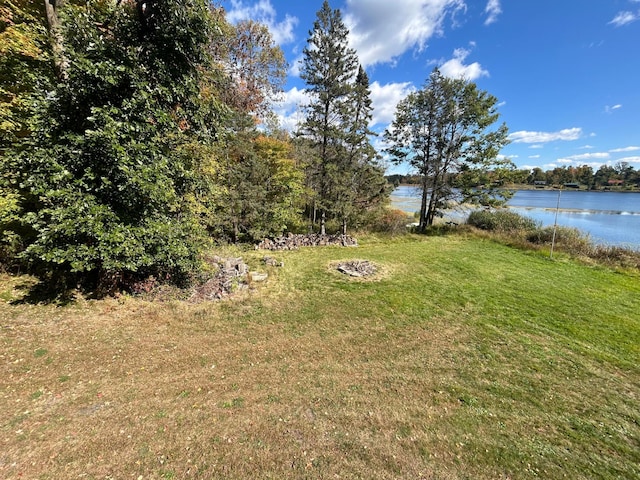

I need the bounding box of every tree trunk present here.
[425,172,440,227]
[44,0,67,79]
[320,211,326,235]
[419,174,429,231]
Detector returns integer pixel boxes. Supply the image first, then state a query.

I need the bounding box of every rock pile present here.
[190,256,267,302]
[336,260,377,277]
[256,233,357,251]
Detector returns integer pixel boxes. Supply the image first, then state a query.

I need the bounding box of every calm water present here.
[391,186,640,249]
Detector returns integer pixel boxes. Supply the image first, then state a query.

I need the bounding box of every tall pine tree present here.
[298,0,358,234]
[335,65,389,234]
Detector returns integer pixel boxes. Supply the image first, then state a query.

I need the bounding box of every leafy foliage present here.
[209,12,287,120]
[0,0,52,149]
[0,0,221,289]
[385,68,510,230]
[213,125,305,243]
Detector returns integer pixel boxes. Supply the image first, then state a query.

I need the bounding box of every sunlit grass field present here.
[1,234,638,479]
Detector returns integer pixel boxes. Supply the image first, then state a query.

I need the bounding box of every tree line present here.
[522,163,640,189]
[0,0,510,291]
[388,162,640,190]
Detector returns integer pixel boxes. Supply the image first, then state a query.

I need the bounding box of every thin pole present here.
[550,187,562,259]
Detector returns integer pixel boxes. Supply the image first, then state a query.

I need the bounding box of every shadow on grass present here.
[11,277,82,306]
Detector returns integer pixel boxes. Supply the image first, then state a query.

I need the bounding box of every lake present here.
[390,185,640,249]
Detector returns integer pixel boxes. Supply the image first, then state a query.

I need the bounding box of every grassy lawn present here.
[1,234,638,479]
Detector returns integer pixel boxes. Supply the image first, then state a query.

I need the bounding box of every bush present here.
[589,245,640,269]
[527,226,595,256]
[526,226,593,254]
[364,208,412,235]
[467,209,540,232]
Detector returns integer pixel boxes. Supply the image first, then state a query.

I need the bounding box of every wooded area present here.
[0,0,511,291]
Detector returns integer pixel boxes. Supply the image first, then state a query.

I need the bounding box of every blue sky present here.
[223,0,640,175]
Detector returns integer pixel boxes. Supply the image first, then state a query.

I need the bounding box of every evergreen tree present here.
[334,65,388,233]
[299,0,358,234]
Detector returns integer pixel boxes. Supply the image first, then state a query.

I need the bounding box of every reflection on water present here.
[391,186,640,249]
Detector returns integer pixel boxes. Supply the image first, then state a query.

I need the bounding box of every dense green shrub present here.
[0,0,218,291]
[467,209,540,232]
[527,226,593,253]
[363,208,412,235]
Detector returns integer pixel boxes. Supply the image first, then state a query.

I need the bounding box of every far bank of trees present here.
[388,163,640,190]
[522,163,640,189]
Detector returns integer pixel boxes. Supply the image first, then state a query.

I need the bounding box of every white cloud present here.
[226,0,298,45]
[271,87,310,131]
[344,0,466,67]
[605,104,623,114]
[528,155,540,159]
[610,146,640,153]
[557,152,610,162]
[484,0,502,25]
[370,81,416,126]
[439,47,489,80]
[509,127,582,144]
[288,54,304,77]
[609,11,639,27]
[274,81,417,132]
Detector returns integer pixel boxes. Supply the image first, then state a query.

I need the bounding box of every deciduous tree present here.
[0,0,53,150]
[385,68,510,230]
[0,0,221,290]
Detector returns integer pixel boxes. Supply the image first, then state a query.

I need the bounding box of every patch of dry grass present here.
[0,297,465,479]
[1,235,638,479]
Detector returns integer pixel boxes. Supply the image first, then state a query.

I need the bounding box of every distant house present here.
[564,182,580,189]
[534,180,546,187]
[607,179,624,186]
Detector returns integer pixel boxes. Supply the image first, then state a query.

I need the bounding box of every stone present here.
[262,256,284,267]
[336,260,377,277]
[249,271,268,282]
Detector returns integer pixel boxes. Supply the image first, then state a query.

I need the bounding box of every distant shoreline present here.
[395,183,640,193]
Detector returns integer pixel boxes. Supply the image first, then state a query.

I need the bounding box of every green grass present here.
[0,233,638,479]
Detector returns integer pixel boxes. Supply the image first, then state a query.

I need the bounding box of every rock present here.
[236,262,248,275]
[190,256,252,302]
[336,260,377,277]
[262,256,284,267]
[249,271,268,282]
